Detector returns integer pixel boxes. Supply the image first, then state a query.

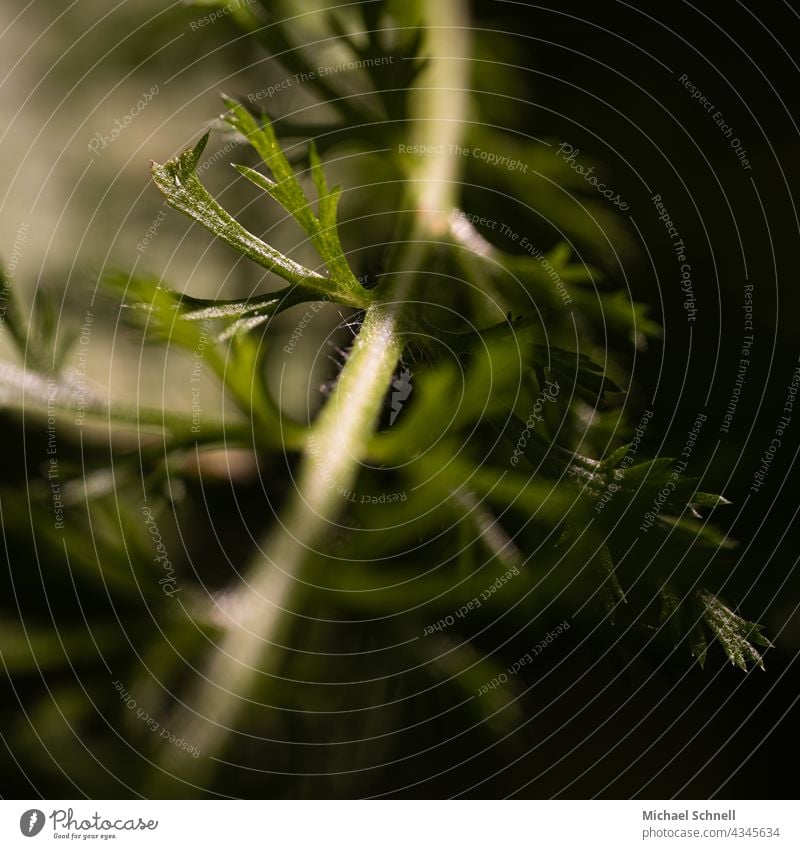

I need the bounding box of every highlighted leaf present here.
[151,133,323,287]
[224,99,361,297]
[106,271,307,345]
[699,591,770,670]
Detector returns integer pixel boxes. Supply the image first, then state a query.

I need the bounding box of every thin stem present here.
[152,1,471,790]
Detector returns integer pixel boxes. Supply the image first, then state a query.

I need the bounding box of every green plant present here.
[0,0,769,798]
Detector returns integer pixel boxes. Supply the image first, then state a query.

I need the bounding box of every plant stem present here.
[152,0,471,791]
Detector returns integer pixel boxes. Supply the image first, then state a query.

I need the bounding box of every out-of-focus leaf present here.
[656,514,737,550]
[0,623,124,673]
[690,492,733,508]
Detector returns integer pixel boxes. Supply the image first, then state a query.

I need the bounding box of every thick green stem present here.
[152,1,471,791]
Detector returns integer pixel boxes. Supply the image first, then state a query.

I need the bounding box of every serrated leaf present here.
[225,98,319,236]
[699,590,770,670]
[223,99,364,301]
[151,133,324,287]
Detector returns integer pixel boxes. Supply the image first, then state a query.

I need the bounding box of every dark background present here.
[477,0,800,798]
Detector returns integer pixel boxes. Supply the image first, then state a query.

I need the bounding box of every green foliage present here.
[121,90,759,679]
[150,107,369,307]
[660,586,770,670]
[0,272,75,372]
[0,0,770,797]
[698,590,770,670]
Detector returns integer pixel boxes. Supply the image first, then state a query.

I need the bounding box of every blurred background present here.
[0,0,798,798]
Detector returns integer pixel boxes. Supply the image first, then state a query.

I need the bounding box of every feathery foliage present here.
[0,0,769,798]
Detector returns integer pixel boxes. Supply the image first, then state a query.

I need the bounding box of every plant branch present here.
[151,0,472,790]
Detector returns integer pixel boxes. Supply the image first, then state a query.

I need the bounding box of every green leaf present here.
[224,99,361,297]
[152,132,324,287]
[445,455,578,523]
[699,590,770,670]
[441,317,620,397]
[308,141,345,250]
[600,443,631,471]
[106,270,308,345]
[105,271,308,448]
[532,343,622,398]
[616,457,676,486]
[691,492,733,508]
[108,271,224,355]
[449,213,658,344]
[593,543,625,616]
[224,98,319,237]
[0,272,76,372]
[0,623,124,673]
[660,583,708,665]
[419,634,527,734]
[656,515,737,550]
